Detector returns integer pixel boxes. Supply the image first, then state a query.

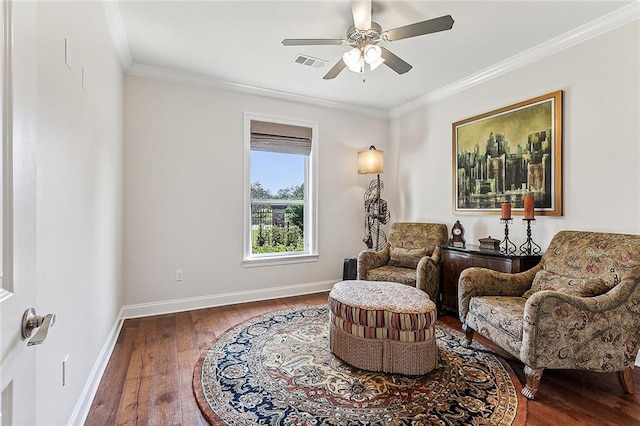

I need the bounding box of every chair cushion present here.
[389,247,427,268]
[366,266,417,287]
[523,270,610,298]
[468,296,526,340]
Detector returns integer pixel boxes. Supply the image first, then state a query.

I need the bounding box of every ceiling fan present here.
[282,0,454,80]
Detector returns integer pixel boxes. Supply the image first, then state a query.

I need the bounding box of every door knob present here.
[21,308,56,346]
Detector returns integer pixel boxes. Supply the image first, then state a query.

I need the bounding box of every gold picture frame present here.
[452,90,563,216]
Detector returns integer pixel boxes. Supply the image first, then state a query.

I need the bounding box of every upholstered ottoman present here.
[328,280,437,375]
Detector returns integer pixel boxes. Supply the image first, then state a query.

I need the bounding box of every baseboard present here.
[120,279,338,319]
[67,306,125,426]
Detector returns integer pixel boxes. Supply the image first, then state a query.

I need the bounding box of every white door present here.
[0,1,38,425]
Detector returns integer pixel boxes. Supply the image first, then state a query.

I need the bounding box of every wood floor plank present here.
[113,377,148,426]
[190,307,221,352]
[178,347,206,425]
[111,317,158,425]
[131,317,158,380]
[175,311,197,354]
[87,292,640,425]
[175,311,207,425]
[86,320,139,425]
[147,315,182,425]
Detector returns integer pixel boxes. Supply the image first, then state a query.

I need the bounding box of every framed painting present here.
[452,90,563,216]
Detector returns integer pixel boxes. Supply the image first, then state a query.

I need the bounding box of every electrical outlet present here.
[62,355,69,386]
[175,269,183,281]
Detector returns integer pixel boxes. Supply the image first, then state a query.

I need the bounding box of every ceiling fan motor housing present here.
[346,21,383,48]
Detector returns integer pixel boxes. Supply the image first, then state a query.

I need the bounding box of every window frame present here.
[242,113,318,266]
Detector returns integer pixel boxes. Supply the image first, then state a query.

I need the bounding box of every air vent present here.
[293,54,327,69]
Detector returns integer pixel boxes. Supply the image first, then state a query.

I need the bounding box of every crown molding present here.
[126,63,390,119]
[101,0,132,70]
[390,2,640,118]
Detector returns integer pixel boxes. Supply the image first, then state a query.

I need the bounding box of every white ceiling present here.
[112,1,636,115]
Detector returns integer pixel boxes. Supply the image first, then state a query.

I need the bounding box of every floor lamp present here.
[358,146,390,251]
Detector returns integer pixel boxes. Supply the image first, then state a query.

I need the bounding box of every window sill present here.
[242,253,319,268]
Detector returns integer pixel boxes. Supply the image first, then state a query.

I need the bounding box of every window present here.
[243,114,317,264]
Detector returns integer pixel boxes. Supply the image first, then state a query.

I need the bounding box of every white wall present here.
[34,1,123,424]
[123,76,387,306]
[389,20,640,247]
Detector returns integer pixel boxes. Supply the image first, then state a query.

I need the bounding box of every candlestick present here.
[500,218,516,254]
[519,219,542,255]
[501,202,512,220]
[524,194,535,219]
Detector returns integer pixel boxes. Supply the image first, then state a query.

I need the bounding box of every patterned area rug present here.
[193,305,527,425]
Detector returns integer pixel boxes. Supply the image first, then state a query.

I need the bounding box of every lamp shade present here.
[363,44,382,64]
[357,147,383,174]
[343,47,361,69]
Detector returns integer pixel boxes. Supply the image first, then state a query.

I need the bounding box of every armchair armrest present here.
[521,277,640,369]
[356,244,390,280]
[416,254,439,299]
[458,264,542,322]
[430,246,442,265]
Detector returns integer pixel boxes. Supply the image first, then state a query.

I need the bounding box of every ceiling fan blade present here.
[351,0,372,30]
[282,39,344,46]
[323,60,347,80]
[380,47,412,75]
[385,15,454,41]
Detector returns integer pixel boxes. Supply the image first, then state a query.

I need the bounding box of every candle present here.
[524,195,535,219]
[501,202,512,219]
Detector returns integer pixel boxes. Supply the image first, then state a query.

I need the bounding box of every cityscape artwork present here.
[452,91,563,216]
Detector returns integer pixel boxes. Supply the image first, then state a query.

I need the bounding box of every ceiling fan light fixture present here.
[343,47,364,73]
[363,44,382,64]
[342,47,361,68]
[348,57,364,73]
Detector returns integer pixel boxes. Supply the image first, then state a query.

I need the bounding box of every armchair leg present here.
[522,366,544,400]
[617,367,635,394]
[461,324,474,348]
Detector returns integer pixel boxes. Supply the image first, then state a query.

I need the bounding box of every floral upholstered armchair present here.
[459,230,640,400]
[357,222,448,301]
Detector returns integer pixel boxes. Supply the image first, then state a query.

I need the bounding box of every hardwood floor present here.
[86,292,640,425]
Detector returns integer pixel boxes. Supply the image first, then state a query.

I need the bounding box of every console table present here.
[439,245,542,314]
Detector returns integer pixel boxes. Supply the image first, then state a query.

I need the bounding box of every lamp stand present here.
[375,173,381,251]
[362,177,390,251]
[358,145,389,252]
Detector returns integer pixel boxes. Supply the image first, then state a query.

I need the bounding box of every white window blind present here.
[250,120,312,155]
